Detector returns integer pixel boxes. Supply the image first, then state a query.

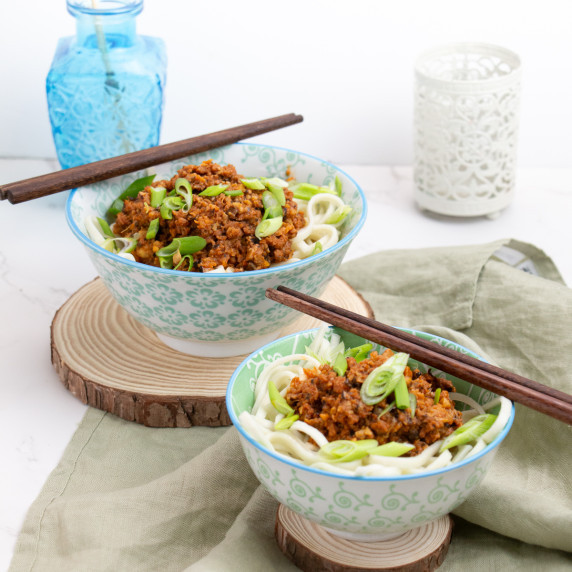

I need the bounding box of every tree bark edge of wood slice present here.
[50,276,374,428]
[275,504,453,572]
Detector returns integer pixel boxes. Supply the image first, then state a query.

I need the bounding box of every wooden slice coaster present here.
[275,505,453,572]
[51,276,373,428]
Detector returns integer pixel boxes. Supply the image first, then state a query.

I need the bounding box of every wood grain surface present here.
[275,504,453,572]
[51,276,373,427]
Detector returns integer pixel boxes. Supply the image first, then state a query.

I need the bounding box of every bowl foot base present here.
[275,504,453,572]
[156,330,281,358]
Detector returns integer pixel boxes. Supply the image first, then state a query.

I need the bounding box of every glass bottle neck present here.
[75,13,137,48]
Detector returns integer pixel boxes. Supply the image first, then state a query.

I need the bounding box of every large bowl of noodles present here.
[226,326,515,540]
[66,143,367,357]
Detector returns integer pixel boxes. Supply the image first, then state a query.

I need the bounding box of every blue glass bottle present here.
[46,0,167,169]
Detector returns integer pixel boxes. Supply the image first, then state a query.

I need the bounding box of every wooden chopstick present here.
[1,113,303,204]
[266,286,572,425]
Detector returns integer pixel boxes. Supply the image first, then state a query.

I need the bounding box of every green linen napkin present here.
[10,239,572,572]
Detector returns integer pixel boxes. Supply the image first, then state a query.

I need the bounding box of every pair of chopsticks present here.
[0,113,303,204]
[266,286,572,425]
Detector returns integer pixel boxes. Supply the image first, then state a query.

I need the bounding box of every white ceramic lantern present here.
[414,43,521,218]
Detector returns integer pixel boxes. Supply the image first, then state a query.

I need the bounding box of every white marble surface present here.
[0,158,570,569]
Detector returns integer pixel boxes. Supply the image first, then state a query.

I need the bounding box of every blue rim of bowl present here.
[65,142,368,279]
[226,326,516,482]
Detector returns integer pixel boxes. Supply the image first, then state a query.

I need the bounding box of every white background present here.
[1,0,572,167]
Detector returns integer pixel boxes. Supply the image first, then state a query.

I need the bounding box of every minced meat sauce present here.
[112,160,306,272]
[286,349,463,455]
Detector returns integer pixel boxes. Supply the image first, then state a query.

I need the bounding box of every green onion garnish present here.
[335,175,343,197]
[160,204,173,220]
[159,256,173,269]
[156,241,180,258]
[290,183,337,201]
[255,217,283,239]
[320,439,378,463]
[394,376,410,410]
[174,178,193,211]
[275,414,299,431]
[224,189,244,197]
[163,196,183,210]
[378,401,395,418]
[106,198,124,220]
[409,393,417,417]
[177,236,207,255]
[241,178,266,190]
[344,343,373,362]
[434,388,442,404]
[360,353,409,406]
[332,353,348,377]
[174,254,194,271]
[199,184,229,197]
[266,183,286,206]
[146,218,160,240]
[311,242,323,256]
[268,381,295,416]
[439,414,497,453]
[117,174,156,201]
[260,177,288,188]
[368,442,415,457]
[150,187,166,208]
[96,217,114,238]
[325,205,352,225]
[261,191,283,219]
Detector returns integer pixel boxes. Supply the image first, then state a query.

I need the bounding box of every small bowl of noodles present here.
[226,325,515,540]
[66,143,366,357]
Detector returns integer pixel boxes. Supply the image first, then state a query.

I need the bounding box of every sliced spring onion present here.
[394,376,410,409]
[434,388,442,404]
[378,401,395,418]
[320,439,378,463]
[174,178,193,211]
[177,236,207,255]
[261,191,283,219]
[344,343,373,363]
[360,352,409,406]
[275,414,299,431]
[96,217,114,238]
[334,175,343,197]
[261,177,289,188]
[241,178,266,190]
[156,240,180,258]
[146,218,160,240]
[290,183,337,201]
[150,187,166,208]
[439,413,497,453]
[163,196,183,210]
[368,442,415,457]
[117,174,156,201]
[160,204,173,220]
[174,254,194,271]
[409,393,417,417]
[268,381,295,416]
[199,184,229,196]
[312,242,323,256]
[266,183,286,206]
[106,198,124,220]
[224,189,244,197]
[159,256,173,269]
[332,353,348,377]
[255,217,283,239]
[325,205,352,225]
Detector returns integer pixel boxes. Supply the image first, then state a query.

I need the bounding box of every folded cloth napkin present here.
[10,239,572,572]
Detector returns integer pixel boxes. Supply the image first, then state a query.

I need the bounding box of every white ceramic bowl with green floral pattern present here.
[227,327,515,541]
[66,143,367,357]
